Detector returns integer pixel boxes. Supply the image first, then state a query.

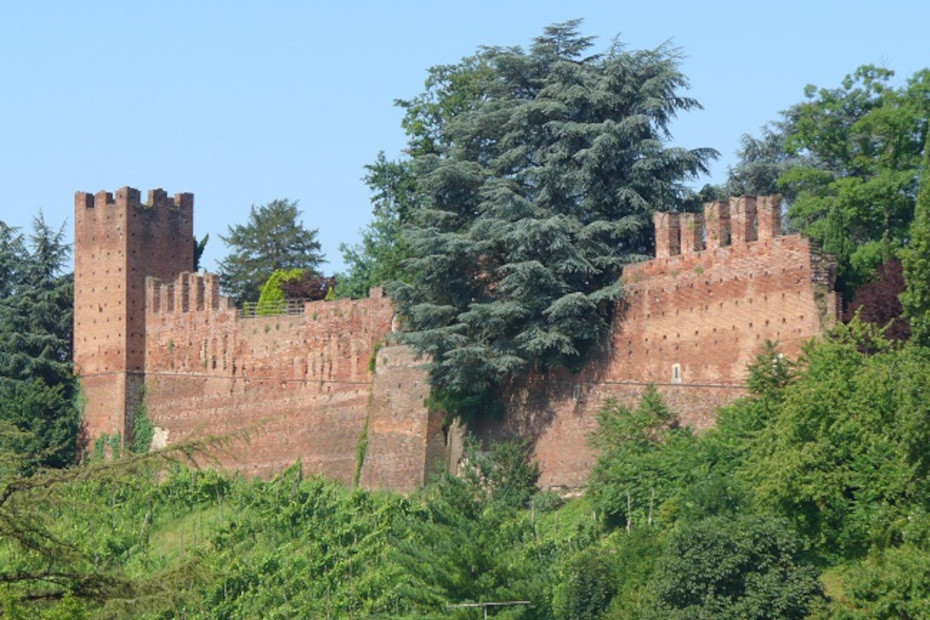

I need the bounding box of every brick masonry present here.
[74,188,837,491]
[473,195,839,488]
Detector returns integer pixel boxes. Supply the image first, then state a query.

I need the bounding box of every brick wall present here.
[474,195,838,489]
[74,188,193,441]
[74,189,836,492]
[360,345,447,493]
[143,275,416,483]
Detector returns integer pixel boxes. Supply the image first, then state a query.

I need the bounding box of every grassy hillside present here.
[3,321,930,619]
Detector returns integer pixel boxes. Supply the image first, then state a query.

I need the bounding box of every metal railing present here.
[237,299,306,318]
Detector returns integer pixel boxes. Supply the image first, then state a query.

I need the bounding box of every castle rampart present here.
[474,194,838,488]
[75,188,836,492]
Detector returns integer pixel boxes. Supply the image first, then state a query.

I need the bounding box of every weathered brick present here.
[75,191,837,492]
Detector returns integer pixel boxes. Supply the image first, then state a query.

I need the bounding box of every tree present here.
[338,154,416,298]
[720,115,806,198]
[779,66,930,296]
[255,268,304,315]
[391,21,716,415]
[459,436,540,509]
[0,439,220,616]
[649,515,823,619]
[0,216,78,470]
[901,131,930,346]
[587,388,698,528]
[217,199,324,304]
[739,324,930,558]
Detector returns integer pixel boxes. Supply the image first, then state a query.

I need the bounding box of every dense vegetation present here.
[0,217,79,471]
[3,325,930,618]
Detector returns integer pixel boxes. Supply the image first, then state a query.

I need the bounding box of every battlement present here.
[146,272,231,314]
[653,195,783,259]
[75,186,193,212]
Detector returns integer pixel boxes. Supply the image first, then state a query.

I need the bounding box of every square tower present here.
[73,187,194,445]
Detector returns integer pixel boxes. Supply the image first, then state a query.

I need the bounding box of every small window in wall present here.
[671,363,682,384]
[573,383,581,401]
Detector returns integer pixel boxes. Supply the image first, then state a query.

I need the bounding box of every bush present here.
[650,515,824,619]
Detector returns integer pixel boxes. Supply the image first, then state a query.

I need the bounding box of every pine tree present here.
[390,21,715,415]
[0,216,79,469]
[218,199,324,304]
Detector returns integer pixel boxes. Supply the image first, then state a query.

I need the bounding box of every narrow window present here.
[671,363,682,384]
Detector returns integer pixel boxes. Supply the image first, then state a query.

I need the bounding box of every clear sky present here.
[1,1,927,273]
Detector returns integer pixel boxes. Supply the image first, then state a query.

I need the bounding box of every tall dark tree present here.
[217,199,324,304]
[0,216,79,469]
[391,21,716,415]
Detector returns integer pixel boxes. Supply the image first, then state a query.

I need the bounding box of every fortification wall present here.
[360,345,447,493]
[475,195,839,489]
[74,188,194,440]
[142,275,442,487]
[74,187,836,493]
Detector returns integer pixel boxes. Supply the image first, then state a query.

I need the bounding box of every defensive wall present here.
[74,188,838,492]
[473,196,839,488]
[74,188,443,493]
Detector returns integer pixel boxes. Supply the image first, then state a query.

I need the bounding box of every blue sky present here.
[2,1,927,273]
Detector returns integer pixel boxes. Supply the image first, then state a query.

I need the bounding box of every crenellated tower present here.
[74,187,194,445]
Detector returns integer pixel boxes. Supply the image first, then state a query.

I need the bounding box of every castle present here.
[74,188,838,491]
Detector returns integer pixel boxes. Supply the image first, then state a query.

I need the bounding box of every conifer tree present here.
[390,21,715,415]
[218,199,324,304]
[0,216,79,469]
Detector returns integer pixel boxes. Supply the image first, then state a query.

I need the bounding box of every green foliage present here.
[354,411,369,487]
[338,153,417,298]
[554,544,616,620]
[746,340,796,398]
[780,66,930,295]
[831,538,930,619]
[0,440,223,616]
[588,388,698,528]
[460,436,540,509]
[217,199,324,304]
[0,380,77,471]
[131,399,154,455]
[649,515,824,619]
[255,267,303,315]
[392,21,716,417]
[0,216,78,470]
[901,130,930,346]
[739,324,930,558]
